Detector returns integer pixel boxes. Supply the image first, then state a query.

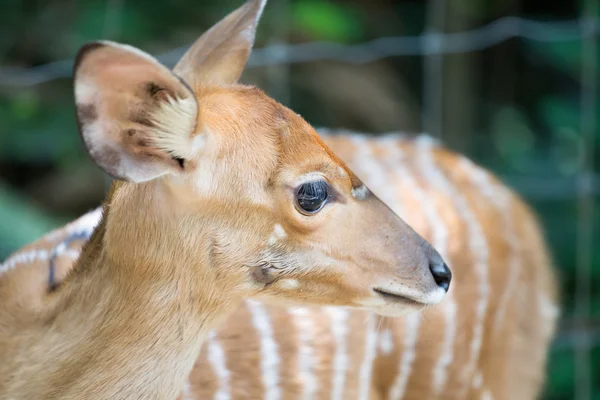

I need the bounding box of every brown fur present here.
[1,134,558,400]
[0,0,557,398]
[0,1,453,398]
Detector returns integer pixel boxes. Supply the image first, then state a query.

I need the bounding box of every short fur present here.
[1,133,558,399]
[0,1,456,399]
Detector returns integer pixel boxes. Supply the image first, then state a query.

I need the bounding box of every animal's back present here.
[0,132,558,400]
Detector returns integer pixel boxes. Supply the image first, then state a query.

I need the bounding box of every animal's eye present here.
[296,181,329,214]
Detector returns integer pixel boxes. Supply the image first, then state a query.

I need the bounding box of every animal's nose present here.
[430,260,452,292]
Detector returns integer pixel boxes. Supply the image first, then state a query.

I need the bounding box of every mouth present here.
[372,288,425,307]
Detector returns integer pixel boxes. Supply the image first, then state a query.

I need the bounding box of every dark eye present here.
[296,181,329,214]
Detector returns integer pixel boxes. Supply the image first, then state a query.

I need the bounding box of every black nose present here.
[430,261,452,292]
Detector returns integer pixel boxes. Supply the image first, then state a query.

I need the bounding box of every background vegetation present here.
[0,0,598,398]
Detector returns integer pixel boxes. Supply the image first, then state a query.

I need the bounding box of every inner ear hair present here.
[73,40,200,182]
[143,93,197,160]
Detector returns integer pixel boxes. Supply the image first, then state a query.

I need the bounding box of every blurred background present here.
[0,0,598,398]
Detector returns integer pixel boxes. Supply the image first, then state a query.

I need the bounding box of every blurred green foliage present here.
[0,0,598,398]
[292,2,364,41]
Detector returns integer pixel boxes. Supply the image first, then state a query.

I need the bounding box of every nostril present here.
[430,262,452,292]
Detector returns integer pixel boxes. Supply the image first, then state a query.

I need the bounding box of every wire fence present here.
[1,15,598,201]
[0,16,598,87]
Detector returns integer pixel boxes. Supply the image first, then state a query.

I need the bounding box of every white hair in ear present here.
[149,95,198,159]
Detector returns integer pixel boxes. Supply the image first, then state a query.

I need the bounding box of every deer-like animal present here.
[3,131,559,400]
[0,1,455,399]
[0,1,558,399]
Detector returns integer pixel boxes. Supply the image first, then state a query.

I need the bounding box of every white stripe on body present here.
[0,249,51,275]
[45,207,102,243]
[52,242,84,261]
[290,307,318,400]
[539,294,559,321]
[1,238,85,276]
[358,314,378,400]
[325,307,350,400]
[379,329,394,355]
[522,210,560,326]
[415,137,490,397]
[1,207,101,276]
[206,331,231,400]
[388,313,421,400]
[378,135,456,397]
[432,299,457,396]
[0,242,82,276]
[247,300,281,400]
[523,213,559,359]
[456,158,519,339]
[62,249,82,260]
[473,371,493,400]
[482,389,494,400]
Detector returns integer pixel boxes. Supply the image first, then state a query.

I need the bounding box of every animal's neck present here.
[8,183,239,399]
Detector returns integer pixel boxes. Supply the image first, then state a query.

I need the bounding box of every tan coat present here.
[1,131,558,400]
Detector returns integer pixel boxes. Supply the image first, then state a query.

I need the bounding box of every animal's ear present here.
[173,0,266,87]
[73,41,198,182]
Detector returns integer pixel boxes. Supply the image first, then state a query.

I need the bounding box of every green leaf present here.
[10,91,40,121]
[292,2,363,42]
